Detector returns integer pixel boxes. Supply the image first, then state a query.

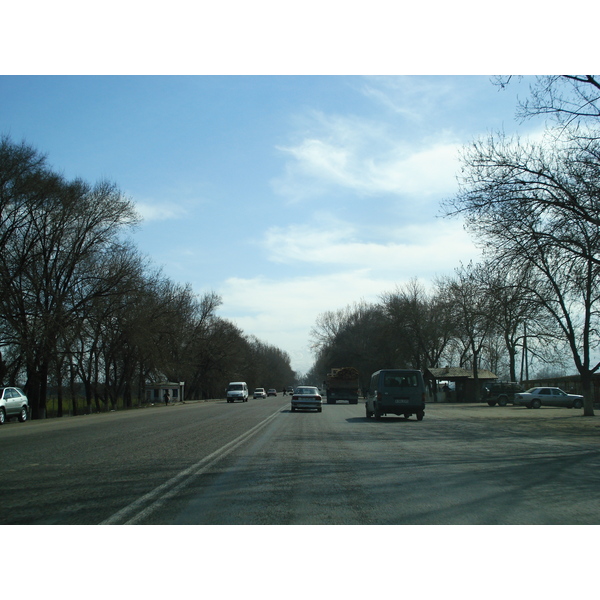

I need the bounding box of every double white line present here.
[100,408,282,525]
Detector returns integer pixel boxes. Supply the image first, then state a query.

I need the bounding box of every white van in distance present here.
[226,382,249,403]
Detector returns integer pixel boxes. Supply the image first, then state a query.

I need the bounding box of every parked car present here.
[291,386,322,412]
[0,387,29,424]
[514,387,584,409]
[483,381,525,406]
[253,387,267,399]
[267,389,278,396]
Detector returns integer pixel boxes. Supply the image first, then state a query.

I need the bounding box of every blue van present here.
[366,369,426,420]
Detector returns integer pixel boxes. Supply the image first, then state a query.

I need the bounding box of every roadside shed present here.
[144,381,185,404]
[425,367,497,402]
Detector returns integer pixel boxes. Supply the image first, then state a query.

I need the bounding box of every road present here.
[1,395,600,524]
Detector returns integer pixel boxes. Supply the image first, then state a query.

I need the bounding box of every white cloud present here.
[135,200,188,222]
[220,218,481,374]
[272,110,462,203]
[261,218,478,275]
[359,76,458,121]
[218,270,396,374]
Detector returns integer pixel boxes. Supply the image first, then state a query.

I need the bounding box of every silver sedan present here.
[514,387,584,409]
[291,386,323,413]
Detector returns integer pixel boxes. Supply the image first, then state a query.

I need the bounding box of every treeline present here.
[307,76,600,416]
[0,136,295,419]
[306,273,561,399]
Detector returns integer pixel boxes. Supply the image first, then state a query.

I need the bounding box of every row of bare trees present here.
[308,76,600,416]
[0,136,295,419]
[306,272,562,399]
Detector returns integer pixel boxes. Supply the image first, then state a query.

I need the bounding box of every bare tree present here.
[437,263,497,401]
[380,278,455,372]
[445,129,600,415]
[0,137,139,418]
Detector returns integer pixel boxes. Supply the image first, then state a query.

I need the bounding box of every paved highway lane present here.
[0,396,290,524]
[2,398,600,524]
[147,401,600,525]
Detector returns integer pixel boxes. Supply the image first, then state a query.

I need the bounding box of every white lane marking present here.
[100,408,282,525]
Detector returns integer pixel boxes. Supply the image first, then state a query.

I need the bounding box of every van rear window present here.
[383,372,420,387]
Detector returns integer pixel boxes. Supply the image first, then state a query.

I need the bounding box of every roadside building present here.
[425,367,497,402]
[145,381,185,404]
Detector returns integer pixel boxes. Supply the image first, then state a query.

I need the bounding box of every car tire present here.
[18,407,28,422]
[498,397,508,407]
[0,408,5,425]
[531,399,541,409]
[573,399,583,409]
[416,411,424,421]
[318,407,322,413]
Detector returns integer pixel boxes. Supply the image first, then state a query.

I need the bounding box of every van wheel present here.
[488,401,496,406]
[416,411,424,421]
[498,397,508,407]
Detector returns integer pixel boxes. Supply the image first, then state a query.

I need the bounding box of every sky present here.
[0,74,547,373]
[1,4,587,375]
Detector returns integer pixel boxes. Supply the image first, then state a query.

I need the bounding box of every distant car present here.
[0,387,29,425]
[291,386,322,413]
[267,389,277,396]
[253,388,267,399]
[483,381,525,406]
[514,387,584,409]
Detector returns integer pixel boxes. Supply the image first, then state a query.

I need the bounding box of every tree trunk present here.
[580,371,595,417]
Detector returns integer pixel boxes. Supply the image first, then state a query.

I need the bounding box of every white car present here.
[0,387,29,424]
[253,388,267,399]
[291,386,322,413]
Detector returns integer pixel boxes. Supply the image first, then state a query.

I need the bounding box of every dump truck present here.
[325,367,360,404]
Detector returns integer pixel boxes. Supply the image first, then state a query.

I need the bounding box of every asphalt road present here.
[2,396,600,524]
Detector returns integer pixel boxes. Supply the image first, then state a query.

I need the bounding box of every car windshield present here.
[525,388,539,393]
[296,387,317,395]
[228,384,243,391]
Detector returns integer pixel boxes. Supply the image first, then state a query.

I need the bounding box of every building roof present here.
[426,367,497,381]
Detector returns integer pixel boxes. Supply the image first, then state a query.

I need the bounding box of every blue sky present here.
[0,75,546,373]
